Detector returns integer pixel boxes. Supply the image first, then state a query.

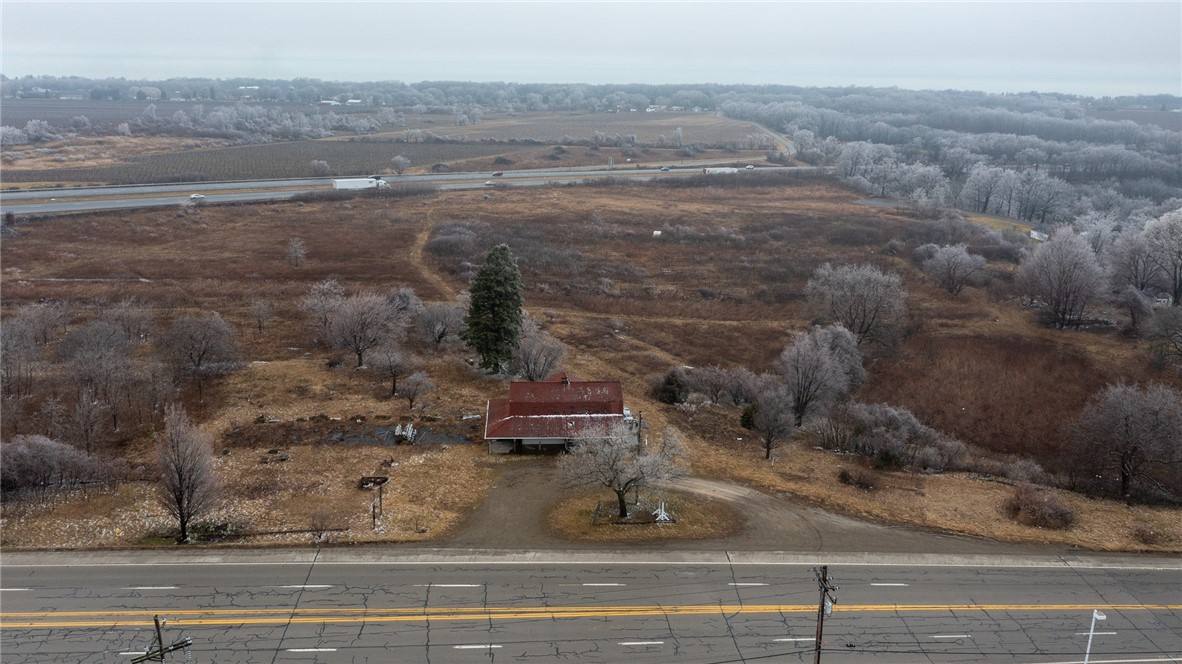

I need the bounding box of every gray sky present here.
[2,1,1179,97]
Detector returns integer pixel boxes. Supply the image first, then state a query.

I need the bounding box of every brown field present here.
[1,107,773,186]
[2,180,1180,552]
[397,111,769,145]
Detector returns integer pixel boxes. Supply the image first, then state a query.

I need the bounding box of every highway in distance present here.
[2,550,1179,663]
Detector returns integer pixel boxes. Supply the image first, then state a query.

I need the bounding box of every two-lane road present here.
[2,549,1178,663]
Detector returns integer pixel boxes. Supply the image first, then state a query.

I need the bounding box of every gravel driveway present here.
[443,460,1053,555]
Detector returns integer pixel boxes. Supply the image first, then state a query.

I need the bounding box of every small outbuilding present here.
[484,373,632,453]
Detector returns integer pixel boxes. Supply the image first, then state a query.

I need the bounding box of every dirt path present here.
[408,225,455,300]
[443,461,1051,554]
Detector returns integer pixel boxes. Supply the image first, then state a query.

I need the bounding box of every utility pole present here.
[130,615,191,663]
[813,566,838,664]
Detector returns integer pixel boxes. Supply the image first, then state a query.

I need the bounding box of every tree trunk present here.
[615,489,629,520]
[355,351,364,368]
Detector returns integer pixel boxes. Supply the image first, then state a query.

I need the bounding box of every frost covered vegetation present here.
[2,77,1181,548]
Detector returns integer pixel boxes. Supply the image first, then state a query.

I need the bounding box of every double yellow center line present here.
[3,603,1177,629]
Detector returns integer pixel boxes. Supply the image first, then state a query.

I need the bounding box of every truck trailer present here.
[332,178,391,190]
[702,167,739,175]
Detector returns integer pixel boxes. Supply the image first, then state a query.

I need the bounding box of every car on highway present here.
[484,181,495,186]
[492,171,504,176]
[745,165,755,170]
[659,166,670,172]
[189,193,206,200]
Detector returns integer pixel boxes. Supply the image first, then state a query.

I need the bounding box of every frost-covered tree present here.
[390,155,411,174]
[1018,229,1105,328]
[805,263,906,346]
[559,422,685,520]
[330,292,395,368]
[1144,209,1182,306]
[923,244,987,295]
[156,405,219,543]
[1073,382,1182,499]
[777,325,863,426]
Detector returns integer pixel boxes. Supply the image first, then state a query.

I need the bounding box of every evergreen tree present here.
[462,244,524,372]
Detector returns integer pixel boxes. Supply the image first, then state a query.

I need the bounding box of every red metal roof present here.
[485,375,625,440]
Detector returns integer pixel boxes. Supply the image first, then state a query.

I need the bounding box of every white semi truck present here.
[332,178,390,190]
[702,167,739,174]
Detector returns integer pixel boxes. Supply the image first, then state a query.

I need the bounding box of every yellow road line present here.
[2,604,1178,629]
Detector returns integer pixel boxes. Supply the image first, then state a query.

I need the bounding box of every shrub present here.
[837,468,877,491]
[650,368,691,404]
[493,156,513,165]
[1003,483,1076,530]
[1132,525,1171,546]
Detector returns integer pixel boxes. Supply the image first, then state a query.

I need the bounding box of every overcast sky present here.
[2,1,1179,97]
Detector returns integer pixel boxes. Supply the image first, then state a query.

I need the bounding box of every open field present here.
[1,181,1180,552]
[1,106,775,186]
[396,111,770,145]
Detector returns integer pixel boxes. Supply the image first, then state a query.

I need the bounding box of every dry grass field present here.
[2,180,1180,552]
[1,108,772,186]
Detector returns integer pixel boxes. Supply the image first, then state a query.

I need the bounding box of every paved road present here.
[0,166,828,216]
[2,550,1178,663]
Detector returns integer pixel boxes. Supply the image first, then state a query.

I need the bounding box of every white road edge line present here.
[582,583,626,586]
[773,638,816,642]
[453,645,502,649]
[286,648,337,652]
[870,583,909,586]
[280,585,332,589]
[0,588,31,591]
[125,586,177,590]
[416,584,483,588]
[1029,659,1182,664]
[1025,652,1182,656]
[619,641,665,646]
[729,582,768,586]
[931,634,972,639]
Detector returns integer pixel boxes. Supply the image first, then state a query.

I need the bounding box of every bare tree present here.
[1108,230,1159,292]
[923,244,986,295]
[400,371,434,410]
[301,278,345,344]
[777,325,863,426]
[68,386,108,454]
[724,367,759,406]
[390,154,411,175]
[156,404,219,543]
[805,263,906,346]
[688,365,732,404]
[103,298,153,343]
[511,330,566,381]
[330,291,394,368]
[286,237,307,268]
[1117,287,1154,334]
[249,298,274,333]
[1,317,40,400]
[16,302,69,345]
[1144,209,1182,306]
[558,421,686,520]
[749,383,795,460]
[386,286,423,321]
[1147,307,1182,366]
[370,342,413,396]
[1018,228,1105,328]
[309,159,332,177]
[1073,382,1182,499]
[416,301,466,348]
[159,312,240,399]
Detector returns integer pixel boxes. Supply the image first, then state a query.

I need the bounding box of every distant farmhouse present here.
[484,373,633,453]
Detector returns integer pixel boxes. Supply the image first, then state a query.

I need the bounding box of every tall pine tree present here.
[462,244,524,373]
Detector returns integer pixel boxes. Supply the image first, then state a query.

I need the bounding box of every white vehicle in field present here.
[332,178,391,190]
